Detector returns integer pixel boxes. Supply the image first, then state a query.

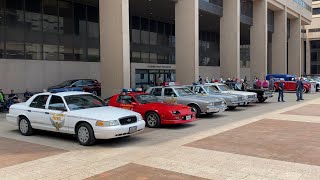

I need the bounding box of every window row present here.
[0,0,99,61]
[131,51,176,65]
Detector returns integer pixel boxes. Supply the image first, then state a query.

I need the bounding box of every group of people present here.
[0,89,33,112]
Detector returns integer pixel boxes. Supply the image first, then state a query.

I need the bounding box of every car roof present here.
[205,83,224,85]
[36,91,91,97]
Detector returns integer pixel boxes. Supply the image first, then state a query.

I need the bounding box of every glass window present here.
[141,18,149,44]
[150,20,157,45]
[117,95,136,104]
[43,0,58,33]
[25,0,42,31]
[87,6,99,39]
[64,94,105,111]
[30,95,49,109]
[164,88,176,97]
[88,48,99,62]
[151,88,162,96]
[131,51,141,62]
[131,16,140,44]
[58,0,73,35]
[59,45,74,61]
[74,3,87,61]
[6,41,25,59]
[43,44,58,60]
[48,95,66,111]
[26,43,42,60]
[141,52,149,63]
[150,53,157,63]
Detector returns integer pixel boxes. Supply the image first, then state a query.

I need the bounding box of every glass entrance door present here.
[135,69,176,89]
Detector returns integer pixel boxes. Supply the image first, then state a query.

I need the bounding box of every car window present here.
[72,80,83,87]
[164,88,177,97]
[30,95,49,109]
[194,86,204,93]
[82,80,94,86]
[117,95,136,104]
[64,94,105,111]
[135,94,161,104]
[151,88,162,96]
[48,95,66,111]
[174,88,194,96]
[218,85,231,91]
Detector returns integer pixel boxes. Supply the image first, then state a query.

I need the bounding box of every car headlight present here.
[96,120,119,127]
[208,103,213,106]
[172,110,181,115]
[137,114,144,121]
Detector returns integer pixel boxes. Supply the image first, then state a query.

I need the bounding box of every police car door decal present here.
[49,113,66,130]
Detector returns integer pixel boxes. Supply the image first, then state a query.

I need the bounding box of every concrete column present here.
[288,16,301,76]
[250,0,268,80]
[306,38,311,75]
[301,39,305,75]
[175,0,199,84]
[99,0,130,97]
[220,0,240,79]
[272,9,287,74]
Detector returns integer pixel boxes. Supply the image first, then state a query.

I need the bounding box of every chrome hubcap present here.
[78,127,89,143]
[191,107,197,114]
[20,119,28,134]
[147,114,157,127]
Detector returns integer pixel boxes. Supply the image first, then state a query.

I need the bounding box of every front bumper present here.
[206,104,227,113]
[94,120,145,139]
[227,100,246,107]
[161,115,197,125]
[6,114,18,126]
[247,97,257,103]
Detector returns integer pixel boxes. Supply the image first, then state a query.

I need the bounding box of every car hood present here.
[221,91,256,96]
[68,106,140,120]
[206,92,237,99]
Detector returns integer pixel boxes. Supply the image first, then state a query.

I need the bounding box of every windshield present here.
[174,87,194,96]
[218,85,232,91]
[135,94,162,104]
[64,94,106,111]
[203,86,219,93]
[58,80,74,87]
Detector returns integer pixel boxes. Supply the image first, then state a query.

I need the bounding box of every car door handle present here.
[45,112,49,114]
[27,110,31,112]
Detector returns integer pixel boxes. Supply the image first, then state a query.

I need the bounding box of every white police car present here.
[6,91,145,146]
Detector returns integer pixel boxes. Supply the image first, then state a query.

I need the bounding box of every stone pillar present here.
[99,0,130,97]
[220,0,240,79]
[272,8,287,74]
[175,0,199,84]
[288,16,301,76]
[306,38,311,75]
[250,0,268,80]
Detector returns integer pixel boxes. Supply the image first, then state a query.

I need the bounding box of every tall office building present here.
[0,0,312,97]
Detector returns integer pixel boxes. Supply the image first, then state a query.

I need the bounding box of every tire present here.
[206,112,214,116]
[188,104,201,118]
[76,123,96,146]
[92,91,98,96]
[303,87,307,93]
[19,117,33,136]
[145,112,161,128]
[258,98,266,103]
[228,106,237,110]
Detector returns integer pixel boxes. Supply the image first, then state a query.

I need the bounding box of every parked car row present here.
[6,81,269,146]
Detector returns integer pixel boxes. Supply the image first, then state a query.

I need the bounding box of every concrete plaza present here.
[0,92,319,179]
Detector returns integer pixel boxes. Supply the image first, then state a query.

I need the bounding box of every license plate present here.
[129,126,137,134]
[186,115,191,120]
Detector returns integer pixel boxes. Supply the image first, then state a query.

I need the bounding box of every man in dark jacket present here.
[278,79,285,102]
[296,78,304,101]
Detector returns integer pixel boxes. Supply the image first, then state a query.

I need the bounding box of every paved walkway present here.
[0,93,319,179]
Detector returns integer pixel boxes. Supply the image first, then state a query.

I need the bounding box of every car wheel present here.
[76,123,96,146]
[228,106,237,110]
[19,117,33,136]
[92,91,98,96]
[258,98,266,103]
[188,104,201,118]
[303,87,307,93]
[145,112,161,128]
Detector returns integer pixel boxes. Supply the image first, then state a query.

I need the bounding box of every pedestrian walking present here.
[298,77,304,101]
[278,79,285,102]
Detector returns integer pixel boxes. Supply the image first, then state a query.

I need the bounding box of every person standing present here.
[269,76,275,91]
[278,79,285,102]
[156,76,163,86]
[299,78,304,101]
[199,76,203,84]
[0,89,4,104]
[296,78,301,101]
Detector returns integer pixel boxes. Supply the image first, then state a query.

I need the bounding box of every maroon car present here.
[48,79,101,96]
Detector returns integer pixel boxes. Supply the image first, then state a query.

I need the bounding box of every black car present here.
[48,79,101,96]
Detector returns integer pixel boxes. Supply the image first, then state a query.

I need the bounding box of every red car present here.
[107,91,196,128]
[274,80,311,93]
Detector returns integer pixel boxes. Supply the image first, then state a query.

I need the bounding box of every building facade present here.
[305,0,320,75]
[0,0,312,97]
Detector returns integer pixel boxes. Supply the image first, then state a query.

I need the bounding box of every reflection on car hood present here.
[180,95,223,102]
[143,102,190,110]
[221,91,256,96]
[68,106,139,120]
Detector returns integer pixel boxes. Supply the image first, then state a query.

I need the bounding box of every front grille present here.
[119,116,137,125]
[248,95,255,99]
[214,101,222,106]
